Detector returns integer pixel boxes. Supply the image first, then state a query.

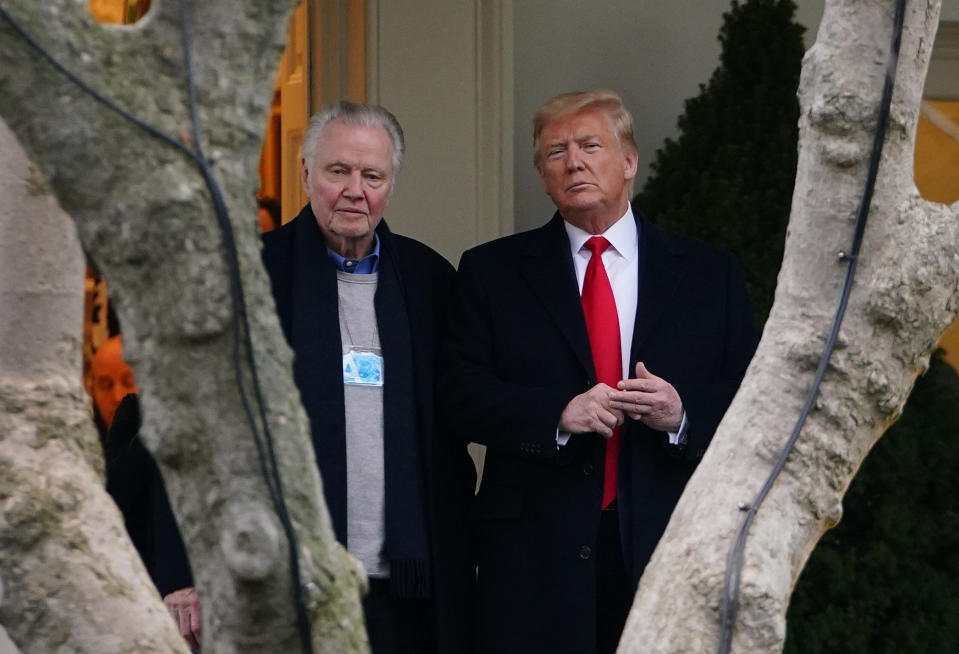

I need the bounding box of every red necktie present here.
[581,236,621,509]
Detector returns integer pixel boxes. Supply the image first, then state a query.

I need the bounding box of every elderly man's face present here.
[302,120,395,257]
[536,108,637,233]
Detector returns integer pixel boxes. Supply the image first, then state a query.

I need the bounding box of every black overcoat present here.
[441,211,757,654]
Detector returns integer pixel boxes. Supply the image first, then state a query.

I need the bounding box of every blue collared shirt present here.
[327,234,381,274]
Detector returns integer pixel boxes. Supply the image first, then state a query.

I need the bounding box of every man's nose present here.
[565,148,585,171]
[112,385,128,406]
[343,172,363,197]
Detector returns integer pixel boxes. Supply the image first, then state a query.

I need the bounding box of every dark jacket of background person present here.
[98,395,192,596]
[97,396,156,573]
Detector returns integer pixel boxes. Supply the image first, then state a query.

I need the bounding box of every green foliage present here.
[784,355,959,653]
[634,0,804,327]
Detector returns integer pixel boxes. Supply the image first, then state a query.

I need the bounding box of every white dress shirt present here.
[564,207,639,381]
[558,206,686,445]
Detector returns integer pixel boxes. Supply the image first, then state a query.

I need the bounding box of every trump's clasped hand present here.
[559,361,683,437]
[558,383,625,438]
[608,361,683,433]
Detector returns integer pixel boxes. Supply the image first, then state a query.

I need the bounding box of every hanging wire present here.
[0,3,314,651]
[717,1,908,652]
[175,2,313,651]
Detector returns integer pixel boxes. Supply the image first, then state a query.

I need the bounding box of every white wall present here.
[368,2,479,263]
[367,0,513,265]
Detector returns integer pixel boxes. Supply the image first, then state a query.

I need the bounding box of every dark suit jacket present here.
[441,210,757,654]
[262,206,475,653]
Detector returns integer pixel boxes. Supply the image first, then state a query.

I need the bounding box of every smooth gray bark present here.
[620,1,958,652]
[0,2,367,652]
[0,626,21,654]
[0,119,188,653]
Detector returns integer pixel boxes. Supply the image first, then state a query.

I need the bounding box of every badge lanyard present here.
[341,307,384,387]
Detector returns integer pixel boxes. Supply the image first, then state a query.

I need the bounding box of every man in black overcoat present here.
[442,89,757,654]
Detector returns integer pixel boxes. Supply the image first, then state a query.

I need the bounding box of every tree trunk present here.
[0,2,367,652]
[0,120,187,653]
[0,626,22,654]
[620,0,958,652]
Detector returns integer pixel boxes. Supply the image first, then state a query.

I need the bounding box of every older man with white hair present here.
[162,101,475,654]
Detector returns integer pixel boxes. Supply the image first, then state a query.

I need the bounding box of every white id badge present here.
[342,349,384,386]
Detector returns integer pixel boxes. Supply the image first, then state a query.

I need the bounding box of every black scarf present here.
[273,208,431,598]
[375,230,431,598]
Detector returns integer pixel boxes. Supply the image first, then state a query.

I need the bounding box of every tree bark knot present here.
[220,501,281,581]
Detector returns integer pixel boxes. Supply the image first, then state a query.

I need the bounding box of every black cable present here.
[0,4,193,161]
[1,4,314,651]
[176,3,313,651]
[717,1,907,652]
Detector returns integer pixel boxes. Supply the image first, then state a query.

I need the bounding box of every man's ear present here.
[623,147,639,180]
[300,157,310,198]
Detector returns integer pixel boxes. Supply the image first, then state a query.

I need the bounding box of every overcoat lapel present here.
[628,215,685,365]
[619,213,685,581]
[520,213,595,379]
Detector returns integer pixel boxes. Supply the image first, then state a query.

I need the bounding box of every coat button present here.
[579,545,591,560]
[583,463,594,476]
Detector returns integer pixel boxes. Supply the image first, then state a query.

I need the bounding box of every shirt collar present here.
[563,205,639,261]
[327,233,381,274]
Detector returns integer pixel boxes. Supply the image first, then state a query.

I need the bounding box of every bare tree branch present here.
[0,1,369,651]
[620,1,957,652]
